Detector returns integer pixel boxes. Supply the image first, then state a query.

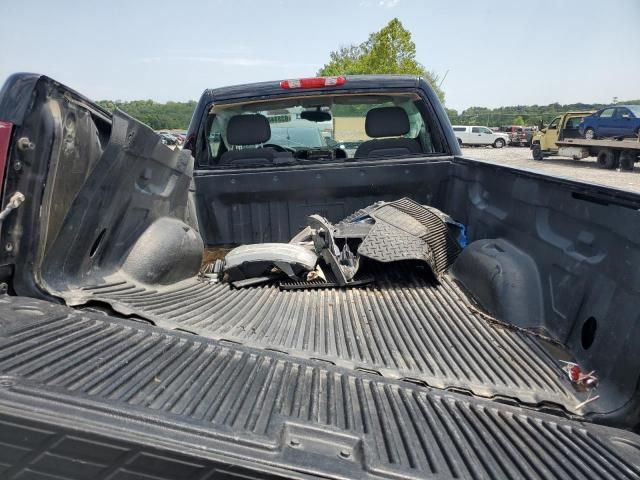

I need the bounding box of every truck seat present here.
[354,107,422,159]
[219,114,277,166]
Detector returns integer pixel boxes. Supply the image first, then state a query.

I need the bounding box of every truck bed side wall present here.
[447,158,640,424]
[193,159,452,245]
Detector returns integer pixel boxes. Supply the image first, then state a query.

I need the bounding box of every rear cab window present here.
[202,92,445,168]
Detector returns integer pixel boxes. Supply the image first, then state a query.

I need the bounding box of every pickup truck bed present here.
[69,267,580,411]
[2,74,640,479]
[1,295,639,480]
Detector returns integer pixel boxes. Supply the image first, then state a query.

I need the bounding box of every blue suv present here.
[579,105,640,139]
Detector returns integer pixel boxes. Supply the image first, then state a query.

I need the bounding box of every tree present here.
[318,18,445,102]
[446,99,640,128]
[97,99,197,130]
[445,108,459,124]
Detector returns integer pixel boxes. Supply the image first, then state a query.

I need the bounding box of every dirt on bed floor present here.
[201,247,233,270]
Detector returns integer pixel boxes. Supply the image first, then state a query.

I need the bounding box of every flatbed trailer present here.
[555,137,640,170]
[531,111,640,171]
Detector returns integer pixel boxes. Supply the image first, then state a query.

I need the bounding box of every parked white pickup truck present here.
[452,125,509,148]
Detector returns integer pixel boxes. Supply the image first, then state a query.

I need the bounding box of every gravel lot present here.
[460,146,640,194]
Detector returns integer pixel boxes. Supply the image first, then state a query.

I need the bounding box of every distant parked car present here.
[500,125,530,147]
[579,105,640,139]
[452,125,509,148]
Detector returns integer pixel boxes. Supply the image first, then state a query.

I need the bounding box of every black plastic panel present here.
[447,158,640,425]
[0,415,293,480]
[0,296,639,479]
[193,159,451,245]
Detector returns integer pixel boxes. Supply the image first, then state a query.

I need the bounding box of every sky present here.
[1,0,639,112]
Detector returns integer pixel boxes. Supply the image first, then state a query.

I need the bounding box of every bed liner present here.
[0,295,639,480]
[62,265,591,414]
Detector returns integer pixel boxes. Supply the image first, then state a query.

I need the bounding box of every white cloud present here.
[137,56,316,68]
[359,0,400,8]
[181,56,275,67]
[138,56,271,66]
[378,0,400,8]
[165,46,252,56]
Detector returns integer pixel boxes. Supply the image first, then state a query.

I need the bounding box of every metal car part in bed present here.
[358,198,461,276]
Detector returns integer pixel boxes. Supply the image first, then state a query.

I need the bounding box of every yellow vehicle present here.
[531,110,640,170]
[530,111,593,160]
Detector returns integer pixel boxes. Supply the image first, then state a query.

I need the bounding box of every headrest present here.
[365,106,410,138]
[226,114,271,146]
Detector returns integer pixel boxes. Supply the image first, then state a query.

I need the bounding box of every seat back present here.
[219,114,275,166]
[354,106,422,159]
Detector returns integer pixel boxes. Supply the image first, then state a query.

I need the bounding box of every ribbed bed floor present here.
[1,297,638,479]
[73,267,583,410]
